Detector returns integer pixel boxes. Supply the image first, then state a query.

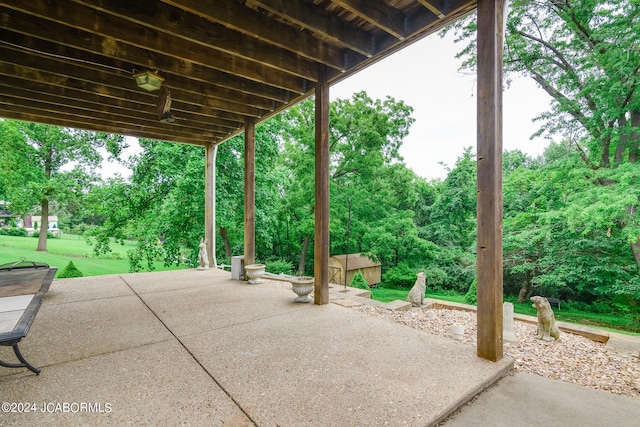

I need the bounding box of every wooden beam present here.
[0,81,237,135]
[161,0,353,71]
[476,0,505,362]
[0,31,282,112]
[333,0,407,40]
[205,143,217,268]
[251,0,374,58]
[70,0,323,79]
[0,47,265,118]
[416,0,446,18]
[244,119,256,267]
[314,65,330,305]
[0,108,211,145]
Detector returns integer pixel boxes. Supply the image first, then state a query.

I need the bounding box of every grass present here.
[0,234,185,277]
[370,286,640,335]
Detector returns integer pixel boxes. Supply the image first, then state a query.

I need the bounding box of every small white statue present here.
[407,272,427,307]
[197,238,209,270]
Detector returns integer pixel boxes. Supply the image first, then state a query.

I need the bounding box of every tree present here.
[502,144,640,304]
[0,120,124,251]
[447,0,640,299]
[87,140,207,271]
[277,92,418,274]
[447,0,640,167]
[424,147,477,250]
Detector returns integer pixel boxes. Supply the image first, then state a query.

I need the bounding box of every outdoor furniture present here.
[0,260,57,375]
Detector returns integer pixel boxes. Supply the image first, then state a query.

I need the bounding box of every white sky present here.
[330,31,553,180]
[102,32,554,181]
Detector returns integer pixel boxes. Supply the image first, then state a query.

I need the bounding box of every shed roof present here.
[330,253,380,270]
[0,0,475,145]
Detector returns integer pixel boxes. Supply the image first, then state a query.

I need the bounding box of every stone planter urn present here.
[290,277,314,303]
[244,264,266,284]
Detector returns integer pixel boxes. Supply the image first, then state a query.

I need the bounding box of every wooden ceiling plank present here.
[0,13,297,101]
[0,63,248,128]
[0,48,265,118]
[1,3,310,92]
[161,0,366,72]
[84,0,349,72]
[331,0,407,40]
[249,0,375,58]
[0,32,279,112]
[70,0,325,77]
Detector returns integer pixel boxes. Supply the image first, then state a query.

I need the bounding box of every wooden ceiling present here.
[0,0,476,146]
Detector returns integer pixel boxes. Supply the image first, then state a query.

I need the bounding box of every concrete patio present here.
[0,268,512,426]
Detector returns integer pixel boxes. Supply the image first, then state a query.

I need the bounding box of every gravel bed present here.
[351,305,640,397]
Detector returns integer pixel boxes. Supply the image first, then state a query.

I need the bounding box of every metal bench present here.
[0,260,57,375]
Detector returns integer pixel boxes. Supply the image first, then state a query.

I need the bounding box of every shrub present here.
[0,227,28,237]
[32,231,54,239]
[349,270,371,291]
[464,277,477,305]
[58,261,84,278]
[265,258,294,275]
[382,263,417,289]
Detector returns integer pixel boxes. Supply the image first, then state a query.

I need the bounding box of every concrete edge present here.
[430,360,514,426]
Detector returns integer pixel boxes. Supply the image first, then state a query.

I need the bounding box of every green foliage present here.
[349,270,371,291]
[0,227,28,237]
[57,260,84,278]
[382,263,418,289]
[32,231,55,239]
[464,277,477,305]
[278,93,420,273]
[265,258,293,275]
[422,148,477,249]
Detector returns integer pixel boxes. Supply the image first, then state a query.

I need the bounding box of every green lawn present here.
[0,234,185,277]
[371,286,639,335]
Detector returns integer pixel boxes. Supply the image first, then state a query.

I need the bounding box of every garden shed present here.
[329,253,381,287]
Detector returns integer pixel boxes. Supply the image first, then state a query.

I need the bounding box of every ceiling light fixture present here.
[134,70,164,91]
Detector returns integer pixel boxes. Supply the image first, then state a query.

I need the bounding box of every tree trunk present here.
[298,236,310,275]
[219,226,232,258]
[600,133,611,167]
[36,199,49,252]
[632,237,640,268]
[630,109,639,163]
[517,272,533,303]
[614,114,628,165]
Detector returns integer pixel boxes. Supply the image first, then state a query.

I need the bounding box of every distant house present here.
[329,253,381,287]
[20,214,60,236]
[0,209,14,227]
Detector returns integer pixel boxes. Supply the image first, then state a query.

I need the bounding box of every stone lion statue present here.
[197,238,209,269]
[530,296,560,341]
[407,272,426,307]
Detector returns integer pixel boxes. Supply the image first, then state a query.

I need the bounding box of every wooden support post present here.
[205,142,217,268]
[244,120,256,266]
[314,65,330,305]
[476,0,505,362]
